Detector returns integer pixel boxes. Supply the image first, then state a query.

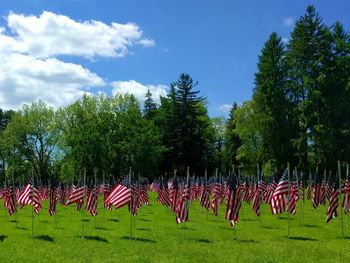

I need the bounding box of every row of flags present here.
[150,167,350,225]
[0,176,149,218]
[1,167,350,226]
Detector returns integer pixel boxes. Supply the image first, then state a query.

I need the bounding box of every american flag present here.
[312,173,321,209]
[3,186,17,216]
[104,177,131,209]
[342,167,350,214]
[306,173,312,200]
[129,182,140,216]
[326,176,339,223]
[225,173,242,226]
[48,182,58,216]
[287,171,299,215]
[86,183,98,217]
[157,179,170,207]
[169,178,179,213]
[176,175,190,224]
[65,181,85,210]
[319,172,326,205]
[211,178,221,216]
[252,177,266,216]
[18,179,42,214]
[199,178,210,210]
[270,169,289,214]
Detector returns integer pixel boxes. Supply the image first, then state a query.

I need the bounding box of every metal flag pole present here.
[296,168,304,226]
[94,169,97,229]
[338,161,344,238]
[129,167,133,239]
[257,164,262,227]
[287,163,291,239]
[12,173,17,229]
[4,166,7,223]
[205,168,209,221]
[346,164,349,232]
[183,166,190,240]
[82,168,86,239]
[31,167,35,239]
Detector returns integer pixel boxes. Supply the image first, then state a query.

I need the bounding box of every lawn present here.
[1,192,350,263]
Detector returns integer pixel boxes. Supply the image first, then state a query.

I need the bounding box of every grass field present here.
[1,192,350,263]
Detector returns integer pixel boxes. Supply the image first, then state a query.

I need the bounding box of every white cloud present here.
[0,11,155,109]
[282,37,289,44]
[0,53,104,109]
[4,11,154,59]
[111,80,167,104]
[218,104,233,114]
[283,17,294,27]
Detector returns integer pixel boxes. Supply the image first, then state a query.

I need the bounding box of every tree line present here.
[0,6,349,183]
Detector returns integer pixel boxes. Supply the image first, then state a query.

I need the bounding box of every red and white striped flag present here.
[104,178,131,209]
[18,179,42,214]
[270,169,289,215]
[86,185,98,216]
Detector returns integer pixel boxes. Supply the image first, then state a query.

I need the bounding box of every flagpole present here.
[32,167,34,239]
[183,166,190,240]
[12,173,17,229]
[257,164,262,227]
[94,169,97,229]
[298,169,304,226]
[205,168,208,221]
[82,168,86,239]
[346,164,349,232]
[4,165,7,223]
[287,163,291,239]
[338,161,344,238]
[129,167,133,239]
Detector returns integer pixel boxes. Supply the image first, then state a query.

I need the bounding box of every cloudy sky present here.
[0,0,349,116]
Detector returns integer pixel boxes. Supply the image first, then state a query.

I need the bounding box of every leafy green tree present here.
[143,88,158,120]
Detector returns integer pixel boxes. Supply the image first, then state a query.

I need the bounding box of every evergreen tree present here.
[253,32,294,172]
[143,88,157,119]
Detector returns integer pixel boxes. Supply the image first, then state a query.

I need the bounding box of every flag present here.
[86,184,98,217]
[342,169,350,214]
[287,171,299,215]
[306,173,312,200]
[312,173,321,209]
[157,179,170,207]
[270,169,289,214]
[225,173,242,226]
[252,178,266,216]
[104,177,131,209]
[211,178,221,216]
[3,186,17,216]
[199,178,210,210]
[176,178,190,224]
[18,179,42,214]
[326,176,339,223]
[65,181,85,210]
[48,183,58,216]
[169,178,179,213]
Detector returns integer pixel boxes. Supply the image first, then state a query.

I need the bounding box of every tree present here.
[2,101,59,182]
[253,32,295,172]
[143,88,157,120]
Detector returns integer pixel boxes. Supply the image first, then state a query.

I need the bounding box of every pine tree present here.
[253,32,294,171]
[143,88,157,119]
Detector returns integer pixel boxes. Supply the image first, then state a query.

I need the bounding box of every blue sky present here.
[0,0,349,116]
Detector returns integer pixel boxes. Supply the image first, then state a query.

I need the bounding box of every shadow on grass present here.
[109,219,119,222]
[288,236,317,241]
[16,226,28,230]
[83,236,109,243]
[261,226,280,230]
[137,228,150,231]
[34,235,54,242]
[139,218,151,222]
[278,217,289,220]
[55,227,64,230]
[194,238,211,243]
[9,220,18,223]
[121,236,156,243]
[0,235,7,242]
[81,219,90,222]
[237,239,260,243]
[95,227,111,231]
[182,226,196,231]
[303,224,320,228]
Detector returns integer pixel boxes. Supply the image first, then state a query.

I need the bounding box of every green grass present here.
[1,193,350,262]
